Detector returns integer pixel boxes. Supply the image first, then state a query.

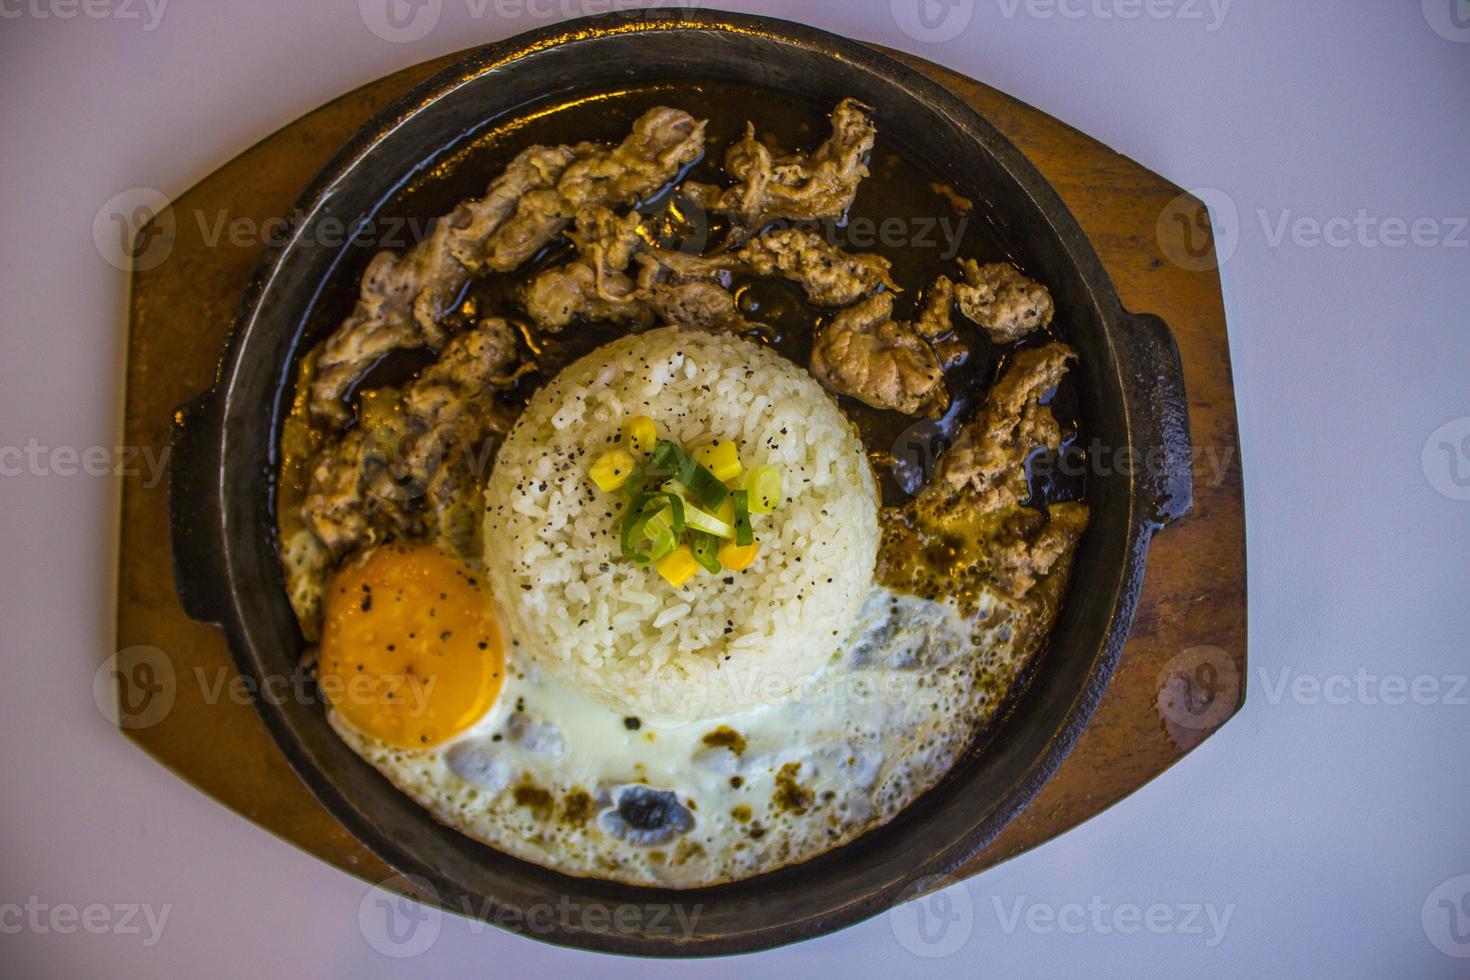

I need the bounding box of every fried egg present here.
[322,549,1049,886]
[317,544,505,749]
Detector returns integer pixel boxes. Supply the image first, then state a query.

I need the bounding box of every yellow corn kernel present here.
[657,544,700,586]
[693,440,742,482]
[589,448,637,492]
[717,540,760,571]
[624,415,658,455]
[745,465,782,513]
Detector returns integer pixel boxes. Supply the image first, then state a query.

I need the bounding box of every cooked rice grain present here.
[483,327,878,721]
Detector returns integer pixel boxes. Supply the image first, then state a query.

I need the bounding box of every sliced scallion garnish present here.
[688,531,721,574]
[732,489,754,547]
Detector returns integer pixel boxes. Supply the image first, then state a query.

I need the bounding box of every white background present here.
[2,1,1467,976]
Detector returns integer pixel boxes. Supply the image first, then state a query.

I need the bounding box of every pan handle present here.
[1116,311,1194,528]
[167,390,232,625]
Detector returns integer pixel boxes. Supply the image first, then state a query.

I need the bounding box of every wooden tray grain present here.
[112,44,1245,898]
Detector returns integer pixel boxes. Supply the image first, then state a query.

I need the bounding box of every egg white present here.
[328,582,1036,887]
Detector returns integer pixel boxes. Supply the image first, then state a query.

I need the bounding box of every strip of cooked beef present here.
[307,107,706,426]
[308,143,579,427]
[986,501,1090,598]
[878,343,1088,609]
[643,281,754,333]
[567,204,644,272]
[637,228,889,303]
[522,206,653,331]
[685,98,876,240]
[809,292,949,417]
[529,211,897,332]
[302,318,521,563]
[924,342,1075,512]
[910,274,968,369]
[633,245,742,290]
[912,276,953,340]
[736,229,894,306]
[630,245,752,332]
[479,107,704,273]
[953,260,1055,343]
[523,262,653,331]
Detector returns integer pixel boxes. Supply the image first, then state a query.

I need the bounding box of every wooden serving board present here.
[113,44,1245,896]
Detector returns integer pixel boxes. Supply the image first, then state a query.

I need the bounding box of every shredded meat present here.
[988,502,1090,598]
[911,275,968,369]
[523,262,652,331]
[736,229,894,306]
[567,205,643,273]
[644,281,753,333]
[623,244,749,331]
[527,218,895,333]
[634,246,740,291]
[308,143,576,426]
[302,319,521,561]
[954,260,1055,343]
[809,292,948,417]
[522,207,653,331]
[686,98,876,239]
[912,275,952,340]
[307,107,705,426]
[879,343,1087,606]
[924,343,1074,512]
[471,107,705,274]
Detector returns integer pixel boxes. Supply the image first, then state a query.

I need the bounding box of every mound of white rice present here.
[483,327,879,722]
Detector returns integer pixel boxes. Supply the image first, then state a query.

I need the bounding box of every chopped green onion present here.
[621,493,675,565]
[745,465,782,513]
[643,524,678,564]
[732,490,754,546]
[603,430,774,585]
[661,491,686,536]
[656,440,729,511]
[683,503,734,539]
[688,531,721,574]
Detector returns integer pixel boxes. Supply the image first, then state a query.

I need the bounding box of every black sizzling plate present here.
[168,9,1193,956]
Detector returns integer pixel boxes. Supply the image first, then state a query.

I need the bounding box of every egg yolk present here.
[318,544,504,749]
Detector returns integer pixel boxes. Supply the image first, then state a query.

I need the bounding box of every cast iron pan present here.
[167,8,1193,956]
